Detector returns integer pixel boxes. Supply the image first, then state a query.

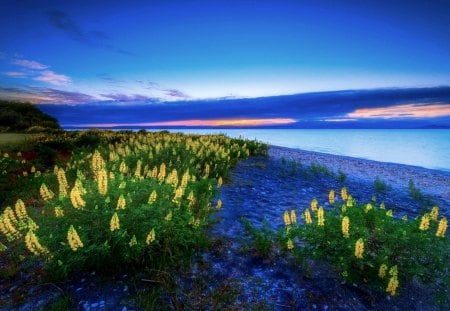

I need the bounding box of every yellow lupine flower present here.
[181,171,190,188]
[217,176,223,188]
[310,198,318,212]
[148,190,157,204]
[0,214,21,241]
[27,218,39,231]
[110,212,120,231]
[419,214,430,231]
[346,196,353,207]
[187,191,196,207]
[165,211,173,221]
[328,190,335,204]
[117,194,126,210]
[172,186,184,204]
[3,207,18,227]
[379,202,385,210]
[146,228,156,245]
[430,206,439,221]
[342,216,350,238]
[378,264,388,279]
[436,217,448,237]
[389,265,398,277]
[14,199,28,222]
[283,211,291,226]
[287,238,294,250]
[54,206,64,218]
[290,210,297,224]
[386,210,393,217]
[119,161,128,174]
[57,168,68,197]
[150,166,157,178]
[74,178,87,195]
[317,207,325,226]
[67,225,84,251]
[157,163,166,182]
[25,230,51,257]
[97,168,108,195]
[70,186,86,209]
[204,163,210,177]
[386,276,399,296]
[91,150,105,176]
[365,203,373,213]
[134,160,142,178]
[129,235,137,247]
[341,187,348,201]
[304,209,312,224]
[354,238,364,259]
[216,199,222,209]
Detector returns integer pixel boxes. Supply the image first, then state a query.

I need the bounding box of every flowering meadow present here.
[279,187,449,299]
[0,130,266,279]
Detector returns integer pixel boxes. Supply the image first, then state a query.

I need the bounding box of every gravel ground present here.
[269,145,450,203]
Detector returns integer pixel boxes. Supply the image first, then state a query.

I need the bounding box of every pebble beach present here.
[269,145,450,205]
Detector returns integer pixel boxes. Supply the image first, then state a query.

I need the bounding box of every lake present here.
[143,129,450,172]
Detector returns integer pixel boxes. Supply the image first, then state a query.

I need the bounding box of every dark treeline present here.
[0,100,60,132]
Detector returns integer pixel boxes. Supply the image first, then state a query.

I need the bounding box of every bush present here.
[0,131,266,281]
[374,176,390,194]
[278,189,449,300]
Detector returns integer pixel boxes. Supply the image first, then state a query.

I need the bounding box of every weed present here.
[374,177,390,194]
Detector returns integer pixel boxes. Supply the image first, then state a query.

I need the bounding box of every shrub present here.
[374,176,390,194]
[278,189,449,300]
[0,131,266,280]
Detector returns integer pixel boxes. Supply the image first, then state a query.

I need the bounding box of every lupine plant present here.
[0,131,266,279]
[279,187,449,299]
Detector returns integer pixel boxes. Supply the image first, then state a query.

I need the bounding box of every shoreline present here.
[268,145,450,201]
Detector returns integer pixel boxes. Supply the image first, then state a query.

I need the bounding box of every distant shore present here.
[269,145,450,202]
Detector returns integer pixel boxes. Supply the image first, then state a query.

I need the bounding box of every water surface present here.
[154,129,450,172]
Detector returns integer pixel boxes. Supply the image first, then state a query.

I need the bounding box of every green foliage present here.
[408,179,424,201]
[0,131,266,283]
[0,101,60,132]
[374,176,390,194]
[240,217,275,258]
[277,193,449,299]
[45,295,72,311]
[337,170,347,185]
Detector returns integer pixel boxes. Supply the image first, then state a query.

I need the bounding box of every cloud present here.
[34,70,71,86]
[164,89,190,98]
[3,71,29,78]
[0,86,95,104]
[11,59,48,70]
[47,10,133,55]
[100,93,158,102]
[347,103,450,119]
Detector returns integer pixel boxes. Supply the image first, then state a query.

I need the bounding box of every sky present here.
[1,0,450,127]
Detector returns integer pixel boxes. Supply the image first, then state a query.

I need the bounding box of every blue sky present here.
[1,0,450,127]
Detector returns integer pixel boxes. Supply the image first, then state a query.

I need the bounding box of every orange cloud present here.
[81,118,297,128]
[347,103,450,119]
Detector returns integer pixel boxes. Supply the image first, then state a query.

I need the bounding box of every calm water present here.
[146,129,450,172]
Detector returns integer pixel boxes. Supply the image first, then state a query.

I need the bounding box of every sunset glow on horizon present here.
[80,118,297,128]
[347,103,450,119]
